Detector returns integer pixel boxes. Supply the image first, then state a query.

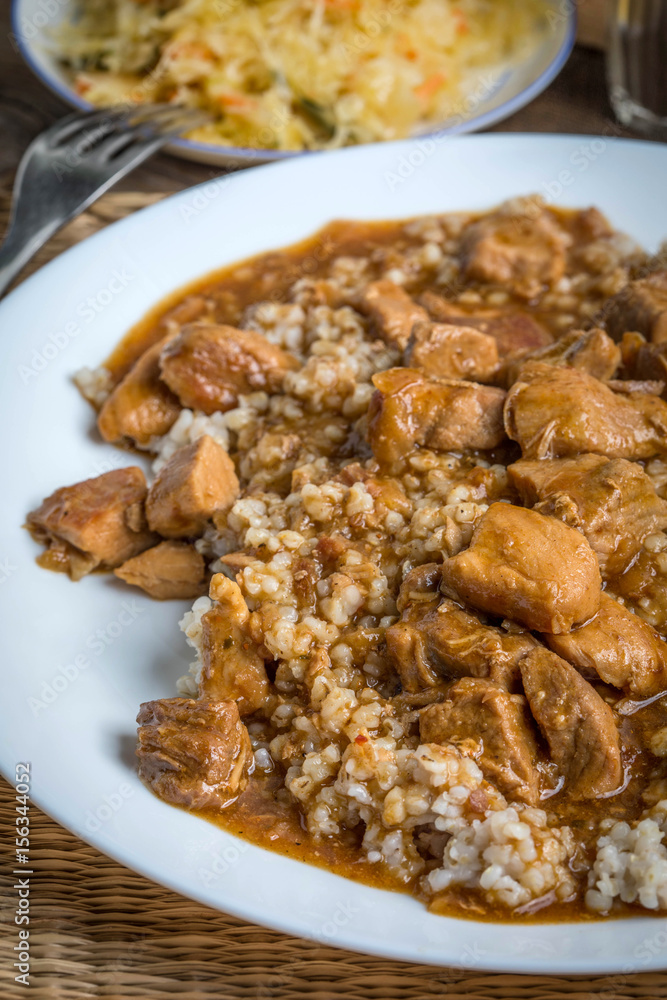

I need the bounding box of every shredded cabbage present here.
[58,0,546,151]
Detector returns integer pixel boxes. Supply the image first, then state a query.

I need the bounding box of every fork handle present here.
[0,217,63,298]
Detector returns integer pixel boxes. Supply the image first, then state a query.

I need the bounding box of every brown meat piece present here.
[97,336,182,446]
[114,541,207,600]
[440,502,601,634]
[508,454,667,578]
[396,563,442,613]
[136,697,252,810]
[419,678,540,804]
[356,280,428,350]
[618,331,648,375]
[102,297,210,384]
[160,322,299,414]
[392,686,451,715]
[420,292,552,358]
[404,321,499,382]
[546,593,667,700]
[519,648,622,800]
[616,549,666,613]
[569,206,615,243]
[26,467,157,580]
[367,368,506,468]
[504,361,667,460]
[333,467,413,532]
[624,336,667,393]
[160,295,210,333]
[606,271,667,343]
[199,574,271,716]
[505,327,621,385]
[386,597,442,691]
[460,206,567,299]
[386,595,537,692]
[146,435,239,538]
[606,379,665,396]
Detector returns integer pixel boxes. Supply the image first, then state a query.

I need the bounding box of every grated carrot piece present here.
[216,92,258,111]
[396,32,417,60]
[453,7,469,34]
[414,72,447,102]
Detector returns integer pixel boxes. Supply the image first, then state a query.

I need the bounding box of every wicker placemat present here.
[1,190,667,1000]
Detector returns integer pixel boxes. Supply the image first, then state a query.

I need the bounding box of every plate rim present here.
[10,0,576,167]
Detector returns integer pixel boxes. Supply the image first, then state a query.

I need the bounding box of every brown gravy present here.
[103,211,590,384]
[192,695,667,924]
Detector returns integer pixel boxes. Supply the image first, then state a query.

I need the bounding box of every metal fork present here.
[0,104,210,298]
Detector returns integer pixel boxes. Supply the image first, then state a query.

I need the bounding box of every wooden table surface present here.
[2,3,667,998]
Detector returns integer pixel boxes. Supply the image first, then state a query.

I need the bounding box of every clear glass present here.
[608,0,667,138]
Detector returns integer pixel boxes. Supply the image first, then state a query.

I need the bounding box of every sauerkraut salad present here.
[56,0,546,151]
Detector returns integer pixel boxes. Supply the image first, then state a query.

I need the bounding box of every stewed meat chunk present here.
[615,548,667,612]
[569,206,615,243]
[606,271,667,343]
[619,331,648,375]
[97,336,181,446]
[505,327,621,385]
[440,502,601,634]
[160,322,299,413]
[356,279,428,350]
[396,562,443,613]
[199,574,271,716]
[335,467,413,530]
[386,596,536,692]
[607,379,664,396]
[385,597,441,691]
[114,541,207,600]
[508,454,667,578]
[420,678,540,804]
[420,292,552,358]
[504,361,667,460]
[545,593,667,700]
[520,649,622,800]
[404,321,499,382]
[367,368,506,467]
[622,336,667,391]
[136,697,252,810]
[26,467,157,580]
[146,435,239,538]
[460,204,567,299]
[155,295,210,347]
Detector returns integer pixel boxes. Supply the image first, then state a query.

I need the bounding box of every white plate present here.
[2,134,667,974]
[11,0,576,168]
